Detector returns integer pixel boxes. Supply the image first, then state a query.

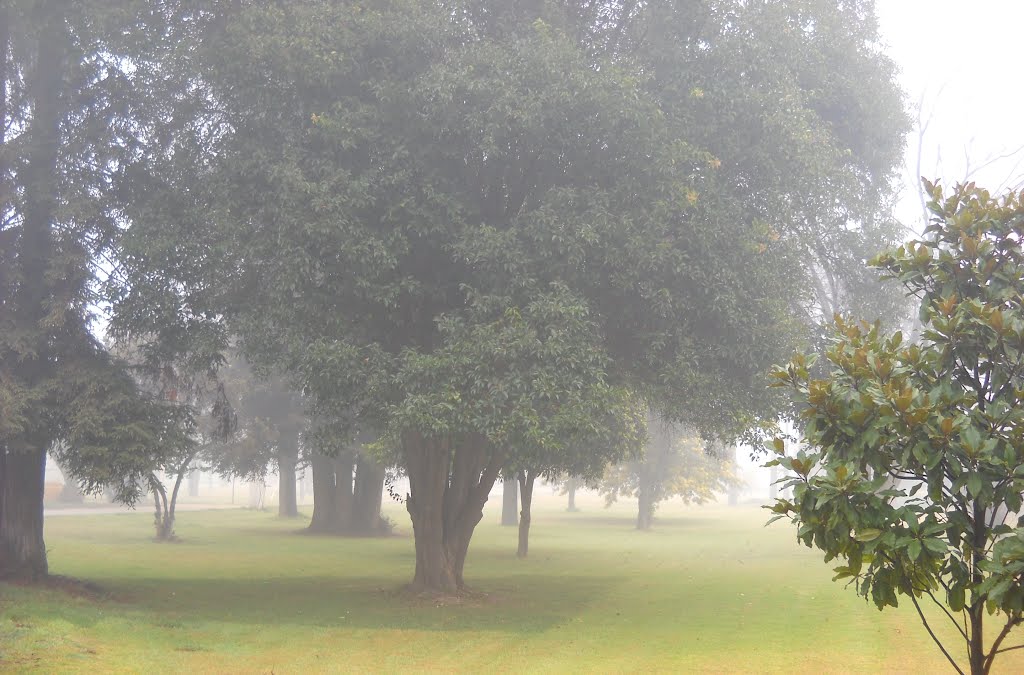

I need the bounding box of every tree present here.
[209,354,308,519]
[500,476,518,527]
[0,0,227,580]
[126,360,234,541]
[598,415,738,530]
[307,438,388,535]
[769,183,1024,675]
[508,388,645,557]
[110,0,908,593]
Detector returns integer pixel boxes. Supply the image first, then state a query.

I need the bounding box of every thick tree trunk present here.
[277,432,299,518]
[517,471,535,558]
[501,477,518,526]
[187,470,200,497]
[352,454,385,533]
[0,448,48,580]
[309,452,337,532]
[403,432,503,593]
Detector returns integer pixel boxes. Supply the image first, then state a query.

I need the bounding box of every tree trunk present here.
[567,477,578,512]
[403,432,504,593]
[334,452,354,528]
[277,433,299,518]
[352,454,385,534]
[637,486,654,530]
[309,451,337,532]
[501,477,518,526]
[517,470,535,558]
[0,4,65,584]
[187,470,200,497]
[278,457,298,518]
[0,448,48,580]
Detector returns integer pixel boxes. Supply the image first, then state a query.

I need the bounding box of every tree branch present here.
[909,591,966,675]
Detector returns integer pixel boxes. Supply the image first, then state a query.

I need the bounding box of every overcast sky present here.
[876,0,1024,231]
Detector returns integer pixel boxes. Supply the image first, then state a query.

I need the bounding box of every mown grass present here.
[2,492,1022,673]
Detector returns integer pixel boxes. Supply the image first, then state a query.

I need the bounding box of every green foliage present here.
[770,182,1024,674]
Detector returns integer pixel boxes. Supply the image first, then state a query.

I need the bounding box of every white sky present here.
[876,0,1024,232]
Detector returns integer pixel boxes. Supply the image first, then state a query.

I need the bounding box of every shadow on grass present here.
[20,572,624,634]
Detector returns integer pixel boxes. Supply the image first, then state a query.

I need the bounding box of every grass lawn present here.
[3,491,1021,673]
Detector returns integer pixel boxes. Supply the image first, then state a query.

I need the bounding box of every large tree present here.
[0,0,218,579]
[111,0,908,593]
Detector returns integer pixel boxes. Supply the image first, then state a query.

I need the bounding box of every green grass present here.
[3,493,1022,673]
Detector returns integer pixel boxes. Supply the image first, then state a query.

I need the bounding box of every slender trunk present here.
[404,432,504,593]
[517,471,535,558]
[352,454,385,533]
[277,433,299,518]
[637,484,653,530]
[501,477,518,525]
[150,473,172,539]
[567,477,579,512]
[969,500,987,675]
[164,461,190,538]
[0,448,48,580]
[309,451,336,532]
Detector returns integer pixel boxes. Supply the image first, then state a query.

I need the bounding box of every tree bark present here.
[308,451,336,532]
[403,432,504,593]
[277,433,299,518]
[0,448,48,580]
[187,469,200,497]
[517,470,535,558]
[501,477,518,525]
[352,454,385,533]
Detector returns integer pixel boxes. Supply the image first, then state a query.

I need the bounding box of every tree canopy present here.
[102,0,910,592]
[770,183,1024,675]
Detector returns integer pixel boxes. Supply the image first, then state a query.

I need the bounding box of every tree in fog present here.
[306,429,388,536]
[769,183,1024,675]
[598,416,738,530]
[508,389,645,557]
[0,1,221,579]
[136,363,234,541]
[111,0,908,593]
[210,354,307,519]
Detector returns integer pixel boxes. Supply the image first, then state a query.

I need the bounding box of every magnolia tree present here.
[770,183,1024,675]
